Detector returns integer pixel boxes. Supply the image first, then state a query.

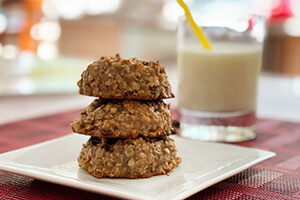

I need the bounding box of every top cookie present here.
[77,54,174,100]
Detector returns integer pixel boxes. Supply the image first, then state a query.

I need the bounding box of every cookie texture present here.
[78,136,182,178]
[70,99,173,138]
[77,54,174,100]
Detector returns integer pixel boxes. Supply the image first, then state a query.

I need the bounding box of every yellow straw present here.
[177,0,212,50]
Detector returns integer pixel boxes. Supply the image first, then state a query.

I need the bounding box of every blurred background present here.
[0,0,300,95]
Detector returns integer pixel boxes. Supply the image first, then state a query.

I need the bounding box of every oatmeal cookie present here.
[77,54,174,99]
[78,136,181,178]
[70,99,174,138]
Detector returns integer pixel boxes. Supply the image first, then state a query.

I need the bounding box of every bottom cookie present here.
[78,136,182,178]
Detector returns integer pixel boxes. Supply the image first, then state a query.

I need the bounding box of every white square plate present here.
[0,134,275,200]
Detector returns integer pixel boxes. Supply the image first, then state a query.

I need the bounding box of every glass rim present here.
[177,14,266,27]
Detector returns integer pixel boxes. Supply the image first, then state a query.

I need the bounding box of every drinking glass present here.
[177,15,265,142]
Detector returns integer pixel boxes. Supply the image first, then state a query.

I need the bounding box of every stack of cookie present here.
[70,54,181,179]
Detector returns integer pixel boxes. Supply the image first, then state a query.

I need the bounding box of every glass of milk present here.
[177,15,265,142]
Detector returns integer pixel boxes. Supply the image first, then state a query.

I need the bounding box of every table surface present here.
[0,73,300,199]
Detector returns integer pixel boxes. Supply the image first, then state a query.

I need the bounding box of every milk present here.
[177,43,262,113]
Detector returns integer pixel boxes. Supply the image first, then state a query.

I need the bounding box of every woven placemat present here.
[0,110,299,200]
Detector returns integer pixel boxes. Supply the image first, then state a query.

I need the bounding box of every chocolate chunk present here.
[101,129,114,136]
[142,61,149,66]
[103,138,122,151]
[89,137,101,146]
[168,120,180,135]
[124,91,133,97]
[103,144,113,151]
[166,130,172,136]
[172,120,180,129]
[100,125,118,137]
[170,127,176,135]
[164,120,180,136]
[106,138,121,145]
